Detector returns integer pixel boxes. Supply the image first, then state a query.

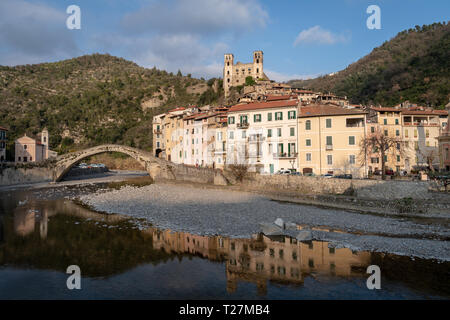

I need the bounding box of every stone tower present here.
[223,53,234,97]
[252,50,263,79]
[41,128,49,159]
[223,51,266,97]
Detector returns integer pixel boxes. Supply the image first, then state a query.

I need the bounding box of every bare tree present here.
[359,127,408,180]
[417,148,439,173]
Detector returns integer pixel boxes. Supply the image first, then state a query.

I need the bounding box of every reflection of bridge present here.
[52,144,229,184]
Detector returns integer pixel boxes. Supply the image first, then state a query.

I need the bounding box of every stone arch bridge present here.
[53,144,229,185]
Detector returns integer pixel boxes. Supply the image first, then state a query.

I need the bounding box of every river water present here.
[0,185,449,299]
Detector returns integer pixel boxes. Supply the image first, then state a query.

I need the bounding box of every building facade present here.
[297,104,368,177]
[438,102,450,171]
[227,99,299,174]
[0,126,7,162]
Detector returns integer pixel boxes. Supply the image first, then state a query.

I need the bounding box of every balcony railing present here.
[325,145,333,151]
[237,122,249,129]
[273,152,298,159]
[153,129,162,134]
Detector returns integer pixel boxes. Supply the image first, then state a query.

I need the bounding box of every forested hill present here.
[288,22,450,108]
[0,54,223,155]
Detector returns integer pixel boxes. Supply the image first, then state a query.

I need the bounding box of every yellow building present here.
[297,104,368,177]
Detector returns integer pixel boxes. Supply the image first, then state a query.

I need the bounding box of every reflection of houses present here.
[148,228,371,296]
[438,102,450,171]
[15,128,57,163]
[0,126,8,162]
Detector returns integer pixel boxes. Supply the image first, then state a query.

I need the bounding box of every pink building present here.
[15,129,57,163]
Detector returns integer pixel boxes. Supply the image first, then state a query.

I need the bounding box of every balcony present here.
[273,152,298,159]
[325,145,333,151]
[153,129,162,134]
[237,122,249,129]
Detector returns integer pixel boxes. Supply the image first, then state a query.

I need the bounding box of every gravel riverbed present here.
[79,183,450,261]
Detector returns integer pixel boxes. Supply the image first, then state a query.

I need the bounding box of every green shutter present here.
[268,113,272,121]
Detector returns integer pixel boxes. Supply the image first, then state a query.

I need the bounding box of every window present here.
[306,153,311,161]
[288,111,296,119]
[326,136,332,146]
[228,116,235,124]
[396,130,400,137]
[349,136,355,145]
[290,127,295,136]
[24,145,27,150]
[383,155,388,162]
[327,155,333,165]
[395,119,399,125]
[384,119,387,125]
[267,113,272,121]
[275,112,283,120]
[426,129,429,138]
[349,155,356,164]
[405,130,408,138]
[277,128,282,137]
[384,130,388,136]
[414,129,417,138]
[156,142,160,148]
[30,157,32,161]
[326,118,332,128]
[306,139,311,146]
[254,114,261,122]
[229,131,234,139]
[397,155,401,162]
[267,129,272,138]
[414,141,419,150]
[371,157,379,164]
[242,130,246,139]
[305,120,311,130]
[371,126,375,133]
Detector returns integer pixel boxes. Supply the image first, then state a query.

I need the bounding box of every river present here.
[0,182,449,299]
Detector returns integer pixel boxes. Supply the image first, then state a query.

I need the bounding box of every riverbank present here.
[78,181,450,262]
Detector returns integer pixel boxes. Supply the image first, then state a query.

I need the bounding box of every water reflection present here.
[0,196,449,298]
[148,228,371,295]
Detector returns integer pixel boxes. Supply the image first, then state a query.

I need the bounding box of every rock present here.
[260,222,283,235]
[296,230,312,241]
[274,218,285,229]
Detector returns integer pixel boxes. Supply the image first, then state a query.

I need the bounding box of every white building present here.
[227,99,299,173]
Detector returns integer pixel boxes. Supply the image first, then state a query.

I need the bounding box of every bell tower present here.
[41,128,49,159]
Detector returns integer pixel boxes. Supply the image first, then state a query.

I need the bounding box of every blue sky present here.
[0,0,448,81]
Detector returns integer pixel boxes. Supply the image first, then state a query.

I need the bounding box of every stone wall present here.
[0,166,53,186]
[241,174,431,200]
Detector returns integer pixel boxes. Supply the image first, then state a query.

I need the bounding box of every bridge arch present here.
[52,144,171,182]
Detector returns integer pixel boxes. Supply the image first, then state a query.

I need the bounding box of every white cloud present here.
[293,25,349,46]
[265,69,318,82]
[0,0,79,65]
[94,33,227,79]
[122,0,268,36]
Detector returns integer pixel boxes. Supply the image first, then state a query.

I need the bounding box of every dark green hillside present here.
[288,22,450,108]
[0,54,222,156]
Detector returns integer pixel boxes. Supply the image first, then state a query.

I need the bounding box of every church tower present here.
[41,128,49,159]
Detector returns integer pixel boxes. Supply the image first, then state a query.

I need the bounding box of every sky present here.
[0,0,448,82]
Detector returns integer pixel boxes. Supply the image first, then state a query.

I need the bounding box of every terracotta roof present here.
[266,95,297,102]
[371,107,402,112]
[229,99,298,113]
[298,104,367,118]
[0,126,8,131]
[183,112,207,120]
[168,107,186,113]
[402,109,448,116]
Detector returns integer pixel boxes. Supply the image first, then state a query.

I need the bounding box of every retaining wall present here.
[241,174,431,200]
